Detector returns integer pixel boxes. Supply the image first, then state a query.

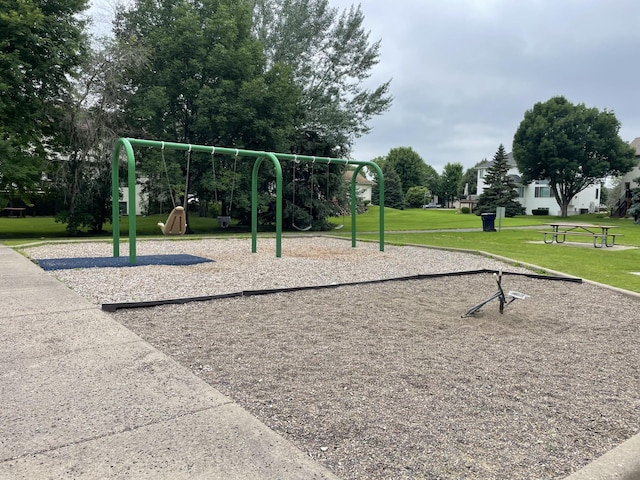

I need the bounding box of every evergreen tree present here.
[373,164,403,209]
[628,177,640,224]
[476,144,525,217]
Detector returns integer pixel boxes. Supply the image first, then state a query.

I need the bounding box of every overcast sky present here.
[88,0,640,173]
[328,0,640,173]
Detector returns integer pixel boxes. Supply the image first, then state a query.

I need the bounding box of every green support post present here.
[111,138,383,261]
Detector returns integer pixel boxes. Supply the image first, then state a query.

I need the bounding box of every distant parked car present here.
[422,203,441,209]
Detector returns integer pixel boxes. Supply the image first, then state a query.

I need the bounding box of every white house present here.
[344,170,373,203]
[119,182,148,216]
[477,153,602,216]
[618,137,640,192]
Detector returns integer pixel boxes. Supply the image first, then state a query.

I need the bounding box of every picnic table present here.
[2,207,26,218]
[539,223,622,248]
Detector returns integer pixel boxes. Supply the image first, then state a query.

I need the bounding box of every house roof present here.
[477,152,518,169]
[508,174,522,183]
[343,170,374,185]
[630,137,640,155]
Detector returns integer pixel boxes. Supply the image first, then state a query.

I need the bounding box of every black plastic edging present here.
[101,269,582,312]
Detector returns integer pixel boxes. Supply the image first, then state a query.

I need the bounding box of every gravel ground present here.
[25,237,640,479]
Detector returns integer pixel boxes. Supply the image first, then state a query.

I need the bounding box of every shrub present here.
[531,208,549,216]
[461,207,470,214]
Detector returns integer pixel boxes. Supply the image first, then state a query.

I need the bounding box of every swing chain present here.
[211,147,217,203]
[161,141,176,209]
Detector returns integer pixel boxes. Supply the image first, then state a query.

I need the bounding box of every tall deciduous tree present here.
[0,0,89,206]
[513,96,636,217]
[384,147,429,193]
[439,162,464,207]
[114,0,301,227]
[475,144,525,217]
[251,0,392,157]
[51,39,146,234]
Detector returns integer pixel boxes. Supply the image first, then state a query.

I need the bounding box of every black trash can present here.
[481,213,496,232]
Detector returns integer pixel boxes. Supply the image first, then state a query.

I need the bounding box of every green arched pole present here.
[274,153,384,251]
[111,138,384,264]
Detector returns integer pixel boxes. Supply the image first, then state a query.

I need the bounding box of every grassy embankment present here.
[1,207,638,293]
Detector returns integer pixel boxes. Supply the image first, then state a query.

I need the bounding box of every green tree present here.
[372,163,403,209]
[384,147,429,192]
[513,96,636,217]
[475,144,525,217]
[599,183,608,206]
[50,39,146,234]
[405,185,430,208]
[424,164,441,204]
[0,0,89,206]
[439,162,463,207]
[252,0,392,157]
[115,0,301,228]
[628,177,640,223]
[461,162,481,197]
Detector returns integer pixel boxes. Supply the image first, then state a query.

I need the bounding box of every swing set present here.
[291,157,346,231]
[211,147,238,229]
[157,142,189,235]
[111,138,385,264]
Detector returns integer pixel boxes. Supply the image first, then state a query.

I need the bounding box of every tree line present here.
[2,0,637,232]
[366,146,477,210]
[0,0,391,233]
[371,96,637,219]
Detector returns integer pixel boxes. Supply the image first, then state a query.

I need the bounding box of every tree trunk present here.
[552,184,569,217]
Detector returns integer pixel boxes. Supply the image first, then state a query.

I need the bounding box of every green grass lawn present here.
[0,213,244,244]
[333,207,640,293]
[2,208,639,293]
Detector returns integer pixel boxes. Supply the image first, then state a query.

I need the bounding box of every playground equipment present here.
[111,138,385,264]
[211,147,238,229]
[462,271,529,318]
[157,205,187,235]
[158,142,189,235]
[291,156,313,231]
[327,160,344,230]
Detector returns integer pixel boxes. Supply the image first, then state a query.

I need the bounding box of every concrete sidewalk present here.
[0,245,338,479]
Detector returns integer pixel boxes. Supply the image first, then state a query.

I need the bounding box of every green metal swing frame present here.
[111,137,385,264]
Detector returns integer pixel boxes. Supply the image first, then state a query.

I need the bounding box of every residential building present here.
[619,137,640,190]
[344,170,373,203]
[611,137,640,217]
[477,153,601,216]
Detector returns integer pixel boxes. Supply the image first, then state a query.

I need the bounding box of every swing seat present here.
[292,222,312,232]
[158,206,187,235]
[217,216,231,229]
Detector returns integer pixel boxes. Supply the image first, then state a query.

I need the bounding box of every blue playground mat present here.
[36,254,214,271]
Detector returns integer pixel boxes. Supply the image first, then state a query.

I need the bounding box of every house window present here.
[595,188,599,199]
[534,186,552,197]
[515,186,524,197]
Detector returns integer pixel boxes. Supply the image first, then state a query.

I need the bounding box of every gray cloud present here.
[335,0,640,172]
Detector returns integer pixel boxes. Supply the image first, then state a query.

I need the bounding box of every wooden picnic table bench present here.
[2,207,27,218]
[539,223,623,248]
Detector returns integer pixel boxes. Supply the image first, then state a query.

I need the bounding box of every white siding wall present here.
[119,184,148,216]
[477,166,602,215]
